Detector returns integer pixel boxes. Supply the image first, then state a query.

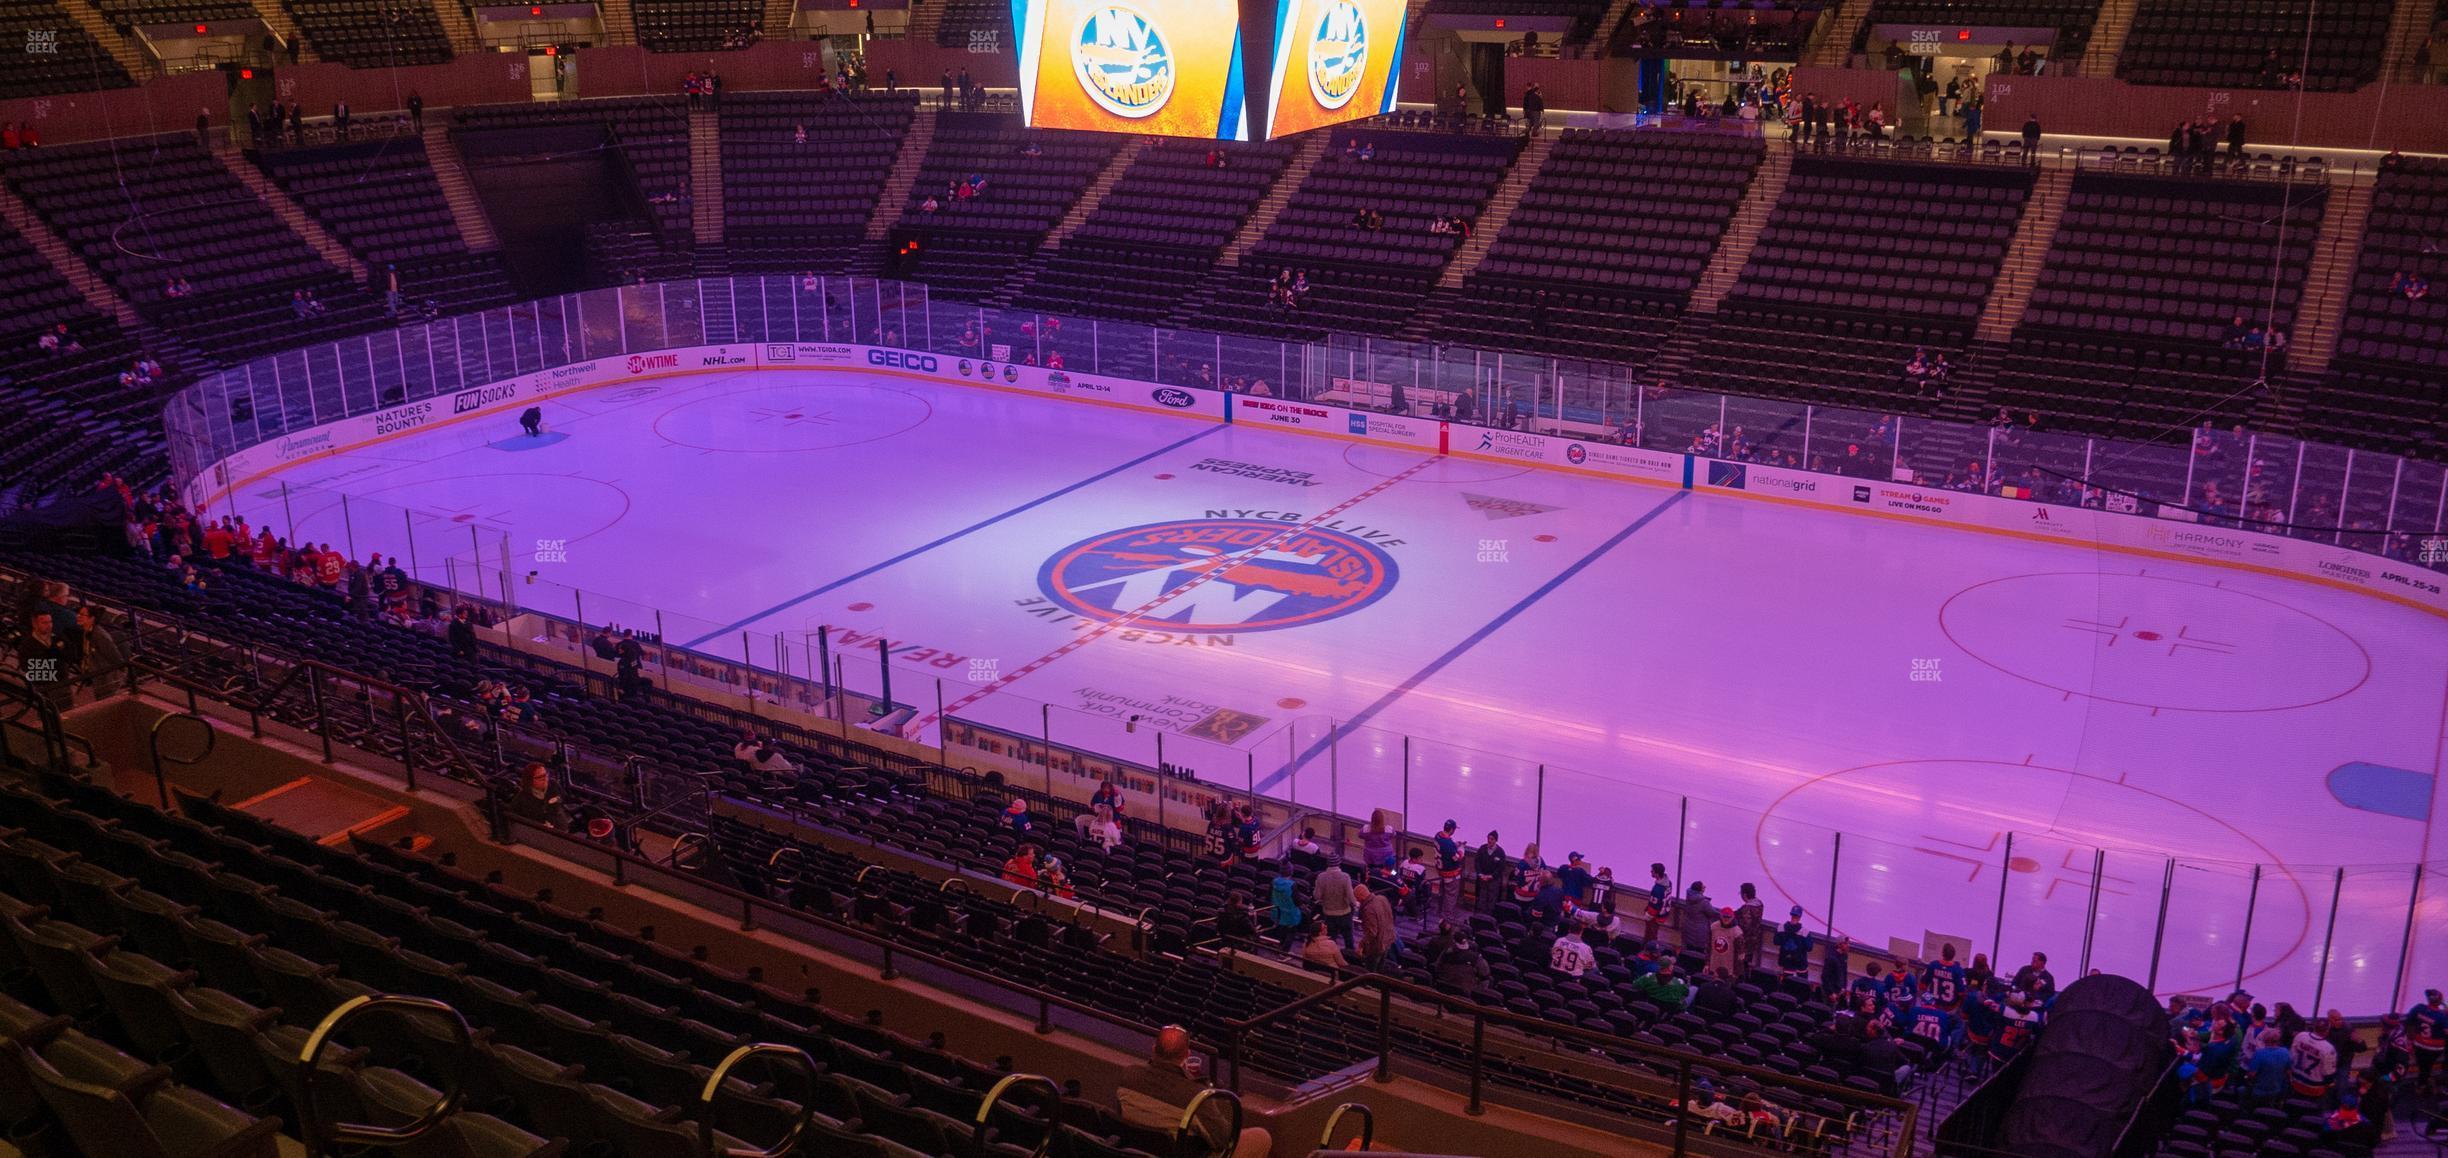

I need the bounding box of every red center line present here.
[912,455,1441,732]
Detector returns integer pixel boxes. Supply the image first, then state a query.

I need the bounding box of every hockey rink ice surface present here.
[237,367,2448,1012]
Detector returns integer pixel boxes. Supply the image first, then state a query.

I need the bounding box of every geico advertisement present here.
[1012,0,1251,140]
[1264,0,1406,139]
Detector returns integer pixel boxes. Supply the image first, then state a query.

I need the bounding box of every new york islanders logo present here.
[1039,519,1397,632]
[1306,0,1368,111]
[1073,4,1174,119]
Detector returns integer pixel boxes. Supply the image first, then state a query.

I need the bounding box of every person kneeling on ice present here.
[519,406,544,437]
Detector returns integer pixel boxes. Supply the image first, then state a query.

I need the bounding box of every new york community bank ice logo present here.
[1073,4,1175,119]
[1038,519,1397,632]
[1306,0,1369,110]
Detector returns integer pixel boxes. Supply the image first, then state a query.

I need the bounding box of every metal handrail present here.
[30,566,1917,1143]
[295,994,473,1154]
[0,673,101,776]
[696,1042,818,1158]
[145,711,216,811]
[506,812,1181,1047]
[1319,1101,1375,1151]
[1218,969,1917,1153]
[971,1073,1060,1158]
[1176,1088,1244,1158]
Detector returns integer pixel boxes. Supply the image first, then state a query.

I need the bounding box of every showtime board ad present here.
[1263,0,1407,139]
[1011,0,1251,140]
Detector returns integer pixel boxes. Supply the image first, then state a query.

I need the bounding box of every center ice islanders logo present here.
[1073,4,1174,119]
[1039,519,1397,632]
[1307,0,1369,110]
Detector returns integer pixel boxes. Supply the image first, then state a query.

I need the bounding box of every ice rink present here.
[232,366,2448,1013]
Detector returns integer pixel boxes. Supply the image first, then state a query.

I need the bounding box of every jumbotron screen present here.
[1010,0,1252,140]
[1262,0,1407,140]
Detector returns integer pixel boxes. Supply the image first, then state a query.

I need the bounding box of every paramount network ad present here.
[1262,0,1408,139]
[1010,0,1253,140]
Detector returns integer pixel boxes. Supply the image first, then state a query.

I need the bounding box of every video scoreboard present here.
[1010,0,1408,141]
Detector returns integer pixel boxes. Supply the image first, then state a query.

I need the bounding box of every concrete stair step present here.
[1439,132,1558,290]
[56,0,152,82]
[865,106,936,242]
[214,142,367,284]
[1690,144,1793,313]
[689,108,724,246]
[1219,132,1326,269]
[0,181,142,330]
[423,121,499,252]
[1975,166,2071,341]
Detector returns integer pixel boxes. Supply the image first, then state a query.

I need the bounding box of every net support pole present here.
[1328,719,1339,821]
[2147,857,2174,993]
[655,610,671,692]
[1674,797,1688,890]
[817,626,833,719]
[1992,833,2013,961]
[2395,864,2425,1012]
[1533,764,1544,848]
[2313,866,2345,1013]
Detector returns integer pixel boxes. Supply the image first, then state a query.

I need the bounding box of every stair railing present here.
[295,994,474,1156]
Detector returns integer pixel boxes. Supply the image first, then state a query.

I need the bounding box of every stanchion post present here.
[1400,736,1410,828]
[655,610,671,692]
[2313,867,2345,1013]
[2396,865,2425,1012]
[1534,764,1545,847]
[1992,833,2013,961]
[2132,854,2172,991]
[2237,864,2263,993]
[1674,797,1688,889]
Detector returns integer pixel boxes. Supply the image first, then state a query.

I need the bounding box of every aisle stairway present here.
[422,121,500,251]
[599,0,636,47]
[432,0,481,55]
[862,106,935,243]
[1592,0,1642,47]
[56,0,150,80]
[906,0,943,45]
[1042,136,1147,249]
[2287,179,2374,374]
[1437,132,1559,290]
[1689,144,1793,313]
[1804,0,1868,66]
[2382,0,2436,81]
[1975,166,2070,341]
[986,136,1150,304]
[247,0,316,61]
[762,0,797,40]
[2079,0,2139,76]
[1217,131,1328,270]
[689,107,724,247]
[211,143,369,284]
[0,179,141,330]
